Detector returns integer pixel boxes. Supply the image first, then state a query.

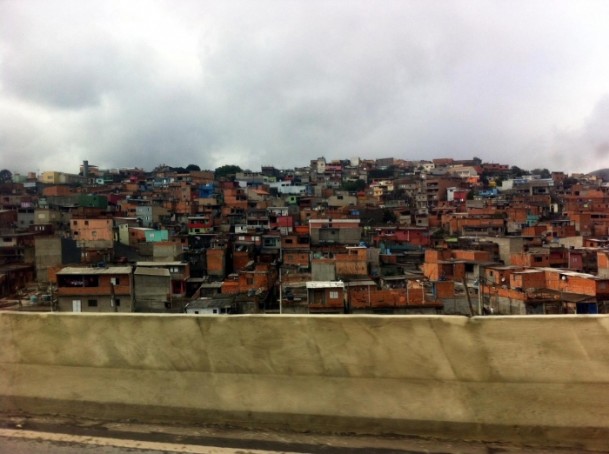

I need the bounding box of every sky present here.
[2,0,609,175]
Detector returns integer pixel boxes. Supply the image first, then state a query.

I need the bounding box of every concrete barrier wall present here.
[1,312,609,449]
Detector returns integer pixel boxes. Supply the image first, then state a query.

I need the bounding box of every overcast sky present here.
[2,0,609,175]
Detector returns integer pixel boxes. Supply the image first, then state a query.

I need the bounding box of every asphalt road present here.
[0,414,605,454]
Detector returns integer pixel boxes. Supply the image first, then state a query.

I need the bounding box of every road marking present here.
[0,428,301,454]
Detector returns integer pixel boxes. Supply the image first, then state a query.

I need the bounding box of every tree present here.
[531,168,551,179]
[562,177,579,190]
[368,166,395,180]
[186,164,200,172]
[0,169,12,183]
[510,166,527,178]
[152,164,171,173]
[214,164,242,180]
[341,179,366,192]
[382,209,397,224]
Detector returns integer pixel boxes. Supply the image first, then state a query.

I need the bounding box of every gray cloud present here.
[550,96,609,172]
[2,0,609,174]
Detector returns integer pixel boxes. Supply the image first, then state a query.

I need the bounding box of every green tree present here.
[382,209,397,224]
[0,169,12,183]
[510,166,528,178]
[341,179,366,192]
[368,167,395,180]
[186,164,201,172]
[562,177,579,190]
[214,164,242,180]
[531,168,551,179]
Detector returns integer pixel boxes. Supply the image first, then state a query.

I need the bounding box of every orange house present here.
[510,251,550,268]
[71,218,113,249]
[335,247,368,278]
[282,231,310,270]
[207,247,227,278]
[306,281,345,313]
[221,263,276,295]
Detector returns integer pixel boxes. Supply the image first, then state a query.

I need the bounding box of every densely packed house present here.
[2,158,609,315]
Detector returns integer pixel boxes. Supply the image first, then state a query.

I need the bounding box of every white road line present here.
[0,428,303,454]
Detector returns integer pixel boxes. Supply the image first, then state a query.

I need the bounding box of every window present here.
[115,299,121,307]
[329,291,339,299]
[247,277,254,285]
[87,299,98,307]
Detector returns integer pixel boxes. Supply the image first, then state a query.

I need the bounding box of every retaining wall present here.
[1,312,609,450]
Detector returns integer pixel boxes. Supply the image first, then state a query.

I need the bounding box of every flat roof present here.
[306,281,345,289]
[308,219,360,224]
[344,280,377,287]
[137,261,184,267]
[0,232,38,237]
[538,268,597,278]
[513,269,545,274]
[134,268,170,277]
[485,265,523,271]
[188,281,223,288]
[58,266,132,275]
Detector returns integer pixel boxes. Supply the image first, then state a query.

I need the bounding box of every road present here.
[0,414,604,454]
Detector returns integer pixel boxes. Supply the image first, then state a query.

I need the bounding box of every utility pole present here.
[110,282,117,313]
[278,267,282,314]
[478,278,482,316]
[463,278,475,317]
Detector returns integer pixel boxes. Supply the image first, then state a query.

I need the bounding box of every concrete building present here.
[133,267,171,312]
[34,236,80,283]
[136,261,190,297]
[55,266,133,312]
[308,219,361,246]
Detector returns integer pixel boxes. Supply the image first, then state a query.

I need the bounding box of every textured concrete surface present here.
[1,313,608,450]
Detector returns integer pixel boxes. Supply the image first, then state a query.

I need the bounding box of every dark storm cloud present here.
[2,0,609,174]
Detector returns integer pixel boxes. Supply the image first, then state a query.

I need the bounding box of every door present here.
[72,300,81,312]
